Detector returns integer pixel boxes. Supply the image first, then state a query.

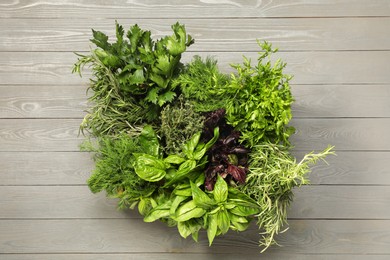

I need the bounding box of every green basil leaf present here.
[190,182,215,209]
[183,132,201,158]
[138,198,153,216]
[177,221,192,238]
[175,200,206,222]
[173,183,192,197]
[133,153,166,182]
[230,220,250,232]
[164,154,186,165]
[204,127,220,150]
[170,195,188,215]
[217,209,230,234]
[229,212,250,224]
[163,159,196,186]
[194,173,205,187]
[177,219,202,241]
[213,175,228,203]
[192,147,206,161]
[228,187,259,208]
[229,205,259,217]
[143,202,171,222]
[207,213,218,246]
[139,125,159,157]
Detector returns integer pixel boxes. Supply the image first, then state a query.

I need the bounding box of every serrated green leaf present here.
[91,29,110,50]
[213,175,228,203]
[166,22,190,56]
[128,69,145,85]
[157,91,176,106]
[128,24,143,53]
[154,54,172,75]
[149,72,168,88]
[115,21,124,45]
[145,87,159,104]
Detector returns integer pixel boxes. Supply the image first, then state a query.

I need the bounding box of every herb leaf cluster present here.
[74,22,334,252]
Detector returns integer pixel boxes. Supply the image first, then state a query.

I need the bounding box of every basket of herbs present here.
[73,22,334,252]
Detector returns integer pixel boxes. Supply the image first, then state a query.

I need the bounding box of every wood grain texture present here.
[0,85,87,118]
[1,0,389,18]
[2,118,389,151]
[2,254,390,260]
[290,118,390,151]
[1,0,389,258]
[0,186,130,219]
[2,51,389,85]
[1,219,390,254]
[2,18,390,52]
[296,151,390,185]
[1,186,389,219]
[0,119,82,151]
[291,84,390,118]
[0,152,93,185]
[289,186,390,219]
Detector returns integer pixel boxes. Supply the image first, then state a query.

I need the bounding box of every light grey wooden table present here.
[1,1,390,259]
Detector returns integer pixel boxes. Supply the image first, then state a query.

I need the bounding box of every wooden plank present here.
[2,51,389,85]
[0,186,131,219]
[2,253,389,260]
[1,84,389,119]
[291,84,390,118]
[0,119,82,151]
[1,219,390,254]
[1,186,389,219]
[0,85,87,118]
[289,186,390,219]
[2,118,390,151]
[290,118,390,151]
[0,152,92,185]
[2,151,389,185]
[2,18,390,52]
[1,0,389,18]
[296,151,390,185]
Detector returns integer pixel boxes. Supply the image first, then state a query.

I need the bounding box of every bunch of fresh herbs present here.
[74,22,334,252]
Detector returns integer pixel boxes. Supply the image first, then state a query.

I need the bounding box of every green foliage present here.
[85,132,158,209]
[160,96,205,154]
[73,22,194,137]
[224,41,295,147]
[75,22,335,254]
[240,143,335,251]
[173,56,229,112]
